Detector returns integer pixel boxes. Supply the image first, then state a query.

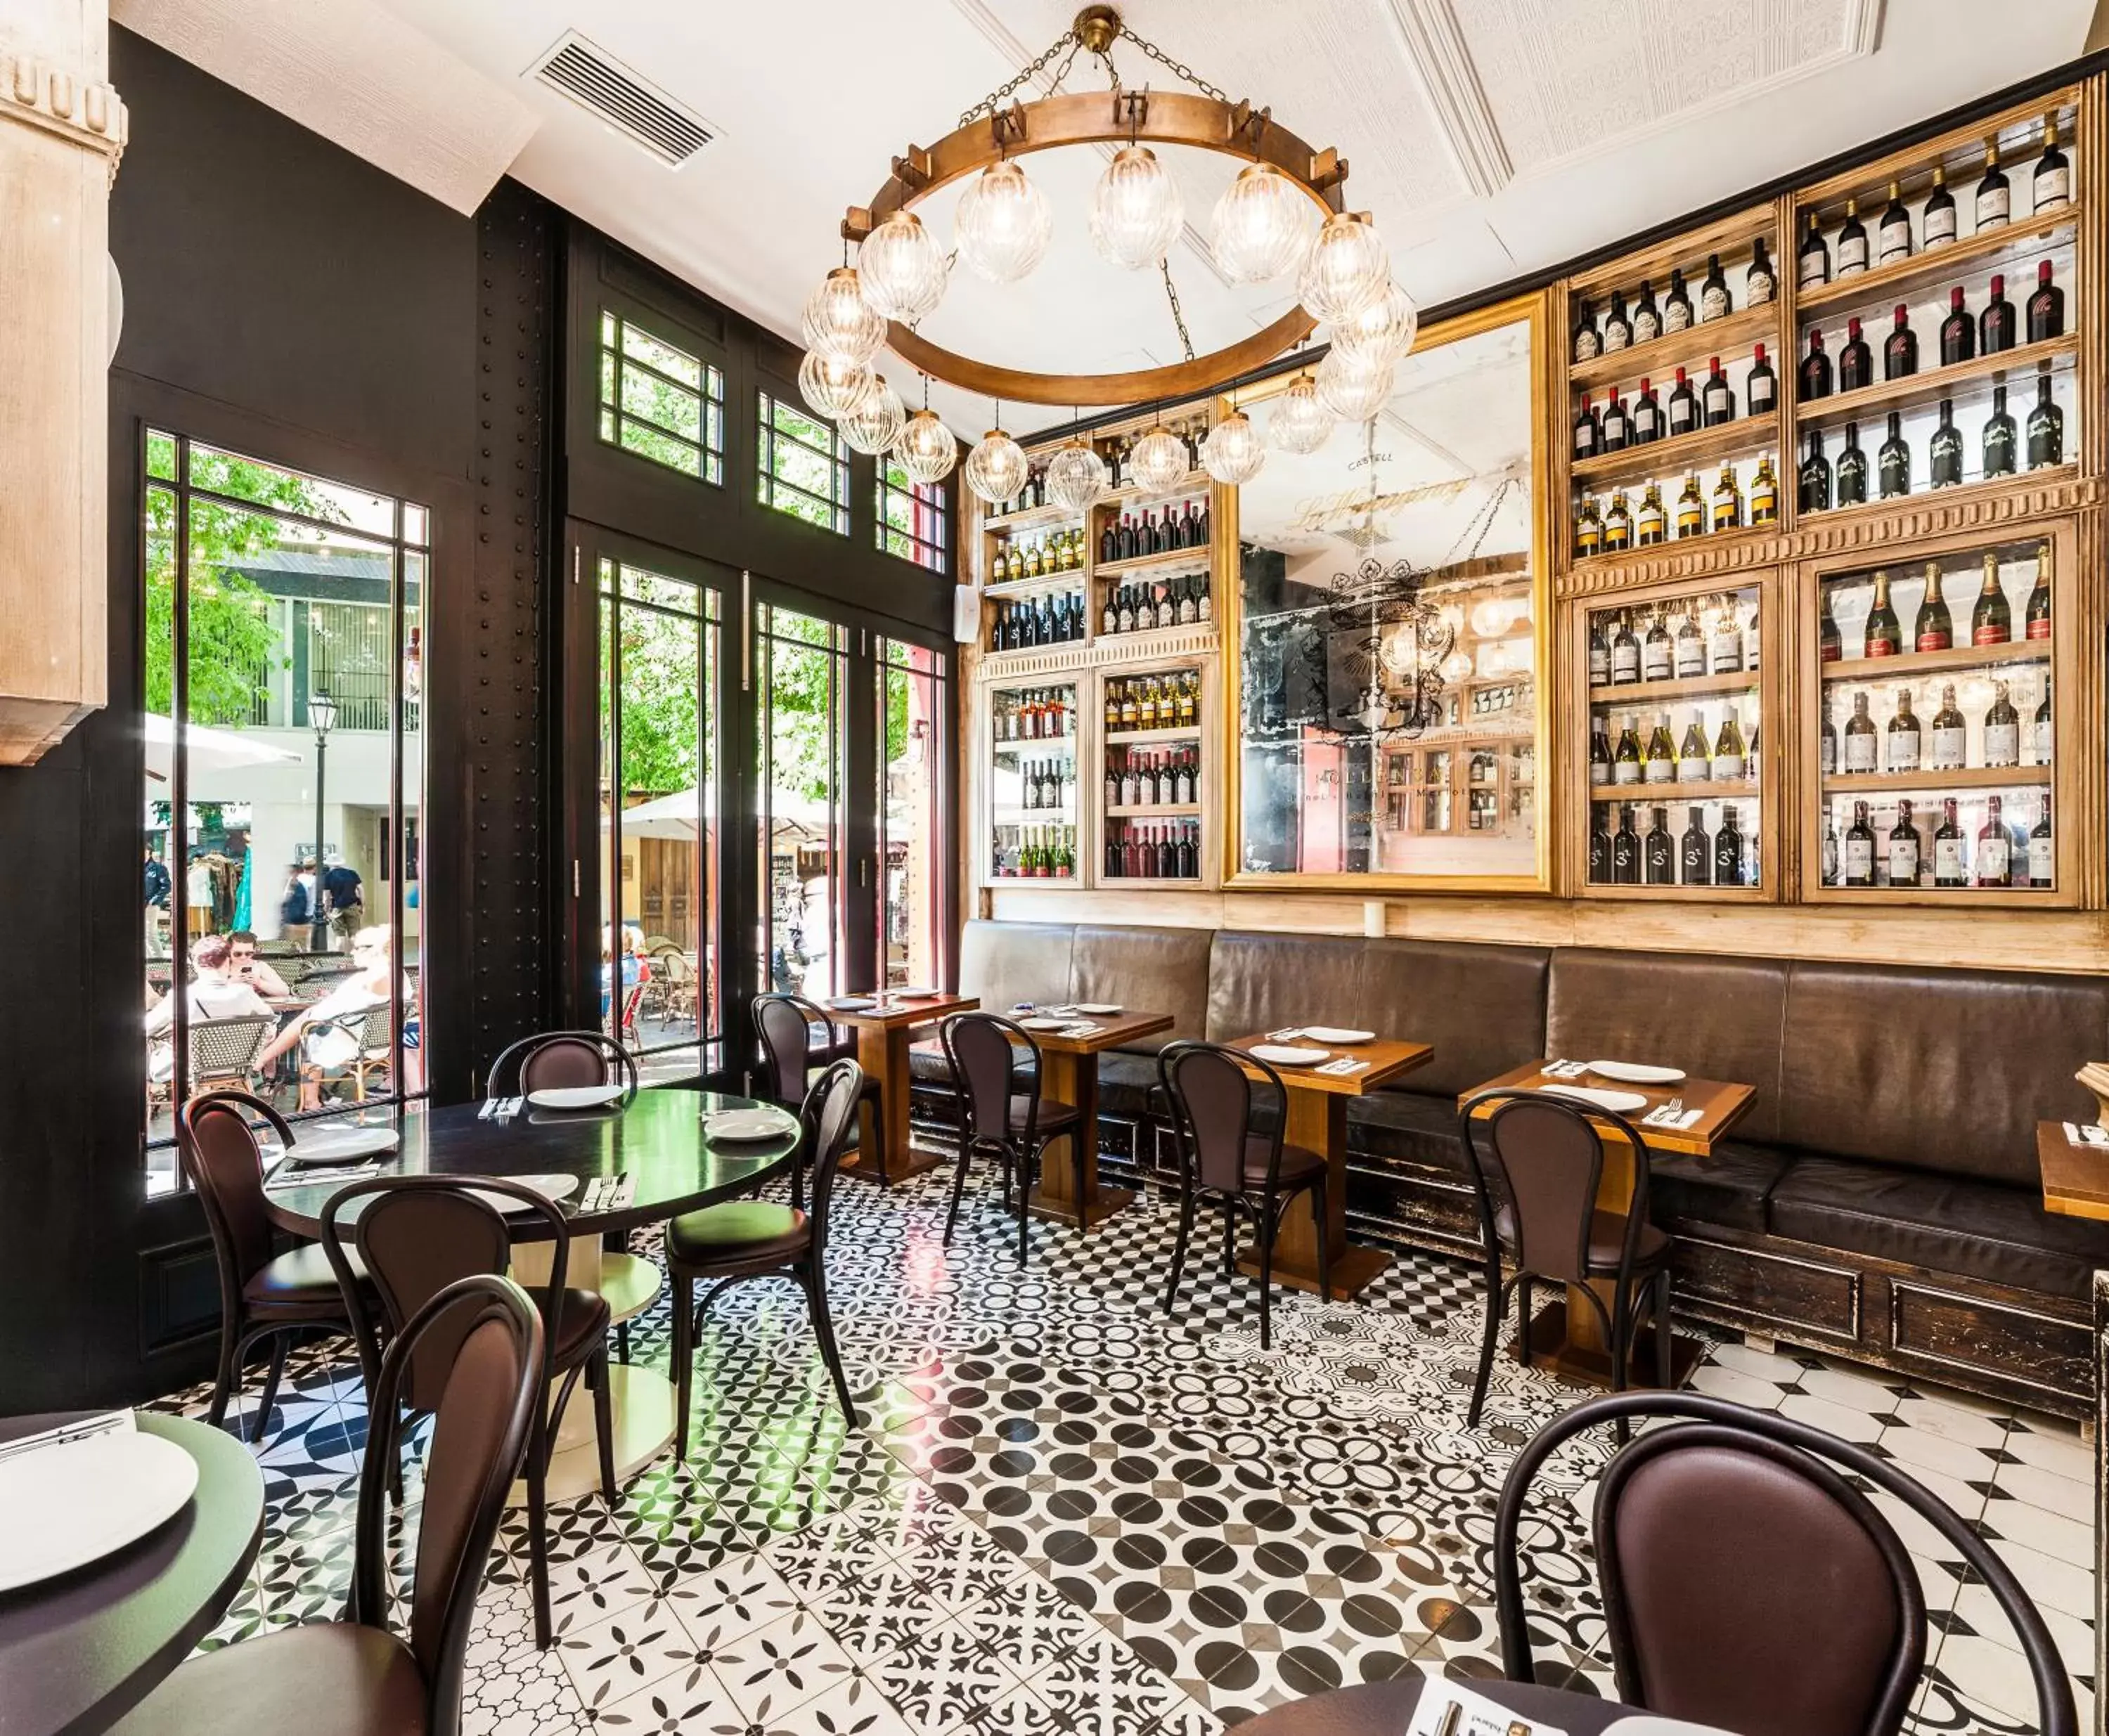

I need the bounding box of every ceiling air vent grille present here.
[532,32,714,167]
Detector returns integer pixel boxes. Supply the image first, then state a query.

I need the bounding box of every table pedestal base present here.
[512,1363,675,1507]
[1234,1239,1390,1301]
[1028,1181,1135,1229]
[1509,1297,1705,1392]
[839,1142,946,1186]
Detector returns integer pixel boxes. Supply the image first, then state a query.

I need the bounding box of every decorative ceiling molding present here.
[1379,0,1514,200]
[112,0,538,214]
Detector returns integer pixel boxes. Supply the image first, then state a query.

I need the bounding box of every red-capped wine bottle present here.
[2025,542,2051,640]
[1838,316,1872,391]
[1883,304,1917,380]
[1915,564,1953,650]
[1980,273,2015,354]
[1864,571,1901,657]
[1701,356,1735,425]
[1819,585,1843,661]
[1938,287,1975,365]
[1667,366,1698,436]
[1972,552,2011,644]
[1800,329,1833,399]
[1746,344,1777,414]
[2027,259,2064,342]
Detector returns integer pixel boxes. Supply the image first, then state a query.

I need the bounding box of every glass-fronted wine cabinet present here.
[1096,661,1209,886]
[1579,574,1776,897]
[985,678,1081,882]
[1800,526,2075,903]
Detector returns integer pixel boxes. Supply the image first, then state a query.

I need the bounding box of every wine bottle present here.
[1667,367,1699,436]
[1708,595,1743,673]
[1799,430,1833,513]
[1632,377,1662,443]
[1750,458,1779,524]
[1836,197,1869,276]
[1837,421,1869,505]
[1589,715,1612,784]
[1878,179,1913,264]
[1930,684,1967,770]
[1888,800,1922,888]
[1976,794,2013,886]
[1915,564,1954,651]
[1678,713,1711,781]
[1611,805,1641,883]
[1604,291,1633,351]
[2025,542,2051,640]
[1746,238,1775,306]
[1710,464,1743,531]
[1675,473,1705,538]
[1611,613,1640,683]
[1980,273,2015,354]
[1175,823,1197,880]
[1844,800,1876,886]
[1642,614,1673,681]
[1820,698,1838,775]
[1746,344,1777,414]
[1665,268,1694,332]
[1575,497,1603,559]
[1572,297,1601,363]
[1589,808,1611,881]
[1843,692,1878,775]
[1930,400,1963,488]
[1883,304,1918,380]
[1633,279,1662,343]
[2029,796,2053,887]
[1700,252,1732,320]
[2026,259,2065,342]
[1602,391,1629,452]
[1983,680,2020,766]
[1933,798,1966,886]
[1714,806,1747,888]
[1799,330,1833,400]
[1976,140,2011,230]
[1702,356,1735,425]
[1646,713,1677,783]
[1838,316,1872,391]
[1712,710,1747,782]
[2033,113,2072,212]
[1939,287,1975,365]
[1972,552,2011,644]
[1797,209,1831,290]
[1671,608,1704,678]
[1613,717,1642,784]
[1887,688,1922,772]
[1924,164,1957,248]
[1636,484,1667,547]
[1819,587,1843,663]
[1878,412,1911,498]
[1982,385,2018,477]
[1863,571,1900,657]
[1604,493,1632,552]
[1644,807,1675,884]
[2026,369,2064,468]
[1587,615,1611,686]
[1680,807,1713,886]
[1822,814,1840,884]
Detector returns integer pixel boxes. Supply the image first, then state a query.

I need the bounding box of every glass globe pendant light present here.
[800,267,886,363]
[1128,422,1189,493]
[1299,211,1390,323]
[799,349,875,420]
[858,212,949,322]
[1043,436,1108,512]
[963,424,1028,505]
[839,373,905,455]
[954,159,1053,284]
[1315,346,1393,423]
[1330,279,1418,367]
[1210,162,1312,283]
[1201,410,1265,485]
[1089,145,1184,270]
[896,408,958,485]
[1267,372,1334,454]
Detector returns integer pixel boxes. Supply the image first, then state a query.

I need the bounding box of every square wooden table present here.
[2037,1119,2109,1219]
[824,992,977,1186]
[1220,1032,1436,1300]
[1019,1011,1174,1231]
[1460,1061,1756,1386]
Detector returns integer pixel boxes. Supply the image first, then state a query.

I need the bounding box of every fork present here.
[1653,1095,1685,1124]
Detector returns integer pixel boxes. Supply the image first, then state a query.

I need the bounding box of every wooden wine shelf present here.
[1793,207,2082,319]
[1097,544,1212,578]
[1592,779,1759,803]
[1821,638,2051,683]
[1792,334,2077,434]
[1105,724,1201,744]
[1821,764,2051,794]
[990,735,1076,755]
[1107,803,1201,818]
[1572,412,1782,492]
[993,805,1077,822]
[1588,668,1762,705]
[986,501,1087,534]
[983,572,1088,600]
[1097,469,1210,510]
[1568,303,1780,396]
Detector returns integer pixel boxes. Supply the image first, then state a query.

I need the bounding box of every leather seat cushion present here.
[1767,1156,2109,1301]
[1009,1095,1080,1136]
[1095,1051,1162,1120]
[1493,1203,1671,1273]
[1244,1136,1325,1187]
[243,1243,367,1311]
[112,1621,426,1735]
[1346,1089,1469,1175]
[669,1201,811,1267]
[543,1288,613,1365]
[1648,1140,1794,1233]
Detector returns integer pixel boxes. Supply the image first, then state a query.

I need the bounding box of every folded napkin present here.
[2062,1121,2109,1148]
[1057,1021,1102,1038]
[1540,1059,1590,1080]
[580,1174,637,1212]
[1642,1106,1704,1130]
[1315,1058,1370,1077]
[265,1162,384,1191]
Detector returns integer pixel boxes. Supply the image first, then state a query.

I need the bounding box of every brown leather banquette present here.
[911,920,2109,1416]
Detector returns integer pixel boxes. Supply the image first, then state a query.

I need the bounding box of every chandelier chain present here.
[1159,259,1196,363]
[958,31,1085,128]
[1118,27,1231,105]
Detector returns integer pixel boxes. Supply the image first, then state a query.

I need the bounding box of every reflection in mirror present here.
[1235,311,1541,879]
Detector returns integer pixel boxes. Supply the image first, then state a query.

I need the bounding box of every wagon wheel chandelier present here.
[797,4,1417,502]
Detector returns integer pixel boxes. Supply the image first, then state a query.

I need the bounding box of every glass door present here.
[878,638,948,988]
[756,604,853,1002]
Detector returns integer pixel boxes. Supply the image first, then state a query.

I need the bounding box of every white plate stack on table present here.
[0,1413,198,1593]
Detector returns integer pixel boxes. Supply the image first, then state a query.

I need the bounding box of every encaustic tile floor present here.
[158,1151,2096,1735]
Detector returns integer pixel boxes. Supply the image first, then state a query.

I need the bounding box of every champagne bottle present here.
[1799,330,1833,400]
[2025,542,2051,640]
[1886,688,1921,772]
[1983,680,2020,767]
[1976,794,2013,886]
[1930,685,1967,771]
[1836,197,1869,276]
[2027,259,2065,342]
[2026,369,2064,468]
[1819,588,1842,663]
[1646,713,1677,784]
[1883,304,1918,379]
[1836,420,1869,505]
[1980,273,2015,354]
[1878,411,1911,498]
[2034,115,2071,212]
[1982,385,2018,477]
[1971,552,2011,645]
[1976,139,2011,230]
[1933,798,1966,886]
[1799,430,1833,513]
[1664,269,1694,332]
[1839,316,1872,391]
[1864,571,1901,657]
[1930,400,1963,488]
[1844,800,1877,886]
[1923,164,1957,247]
[1797,209,1830,290]
[1915,564,1953,651]
[1680,806,1713,886]
[1843,691,1879,772]
[1644,807,1675,884]
[1939,287,1975,365]
[2029,795,2054,887]
[1877,179,1913,264]
[1678,713,1711,782]
[1611,805,1641,883]
[1888,799,1922,889]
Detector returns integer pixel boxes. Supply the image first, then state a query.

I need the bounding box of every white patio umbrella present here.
[143,713,302,783]
[604,786,709,839]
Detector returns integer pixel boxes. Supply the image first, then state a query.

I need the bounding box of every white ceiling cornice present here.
[1379,0,1514,200]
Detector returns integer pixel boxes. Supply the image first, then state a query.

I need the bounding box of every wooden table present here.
[1221,1032,1435,1300]
[1020,1011,1173,1231]
[822,992,977,1186]
[2037,1119,2109,1219]
[0,1413,264,1736]
[1462,1061,1755,1387]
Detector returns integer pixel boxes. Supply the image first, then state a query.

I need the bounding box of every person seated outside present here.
[145,935,273,1085]
[226,931,292,999]
[598,925,652,1021]
[255,924,408,1109]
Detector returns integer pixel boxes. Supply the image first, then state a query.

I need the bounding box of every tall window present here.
[598,559,720,1081]
[757,393,851,534]
[142,431,427,1195]
[879,638,946,987]
[877,459,948,573]
[598,310,725,484]
[756,607,849,999]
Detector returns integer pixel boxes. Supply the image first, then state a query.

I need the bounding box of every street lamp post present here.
[309,690,337,951]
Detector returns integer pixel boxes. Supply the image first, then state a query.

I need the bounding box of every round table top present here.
[0,1412,264,1736]
[1237,1671,1639,1736]
[262,1087,801,1240]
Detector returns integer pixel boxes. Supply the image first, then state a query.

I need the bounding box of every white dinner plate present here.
[465,1173,581,1212]
[892,986,941,999]
[1073,1002,1121,1016]
[1537,1083,1650,1114]
[825,997,876,1011]
[705,1108,798,1141]
[1020,1016,1068,1032]
[527,1084,627,1110]
[1603,1718,1741,1736]
[1302,1026,1374,1044]
[1585,1060,1687,1085]
[286,1127,399,1165]
[0,1425,199,1593]
[1250,1043,1330,1066]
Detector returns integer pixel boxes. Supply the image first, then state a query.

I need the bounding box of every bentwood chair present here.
[486,1029,641,1100]
[939,1011,1080,1264]
[667,1060,864,1450]
[754,992,882,1198]
[112,1274,545,1736]
[1156,1041,1331,1349]
[178,1090,369,1442]
[321,1176,619,1652]
[1495,1390,2079,1736]
[1457,1088,1672,1432]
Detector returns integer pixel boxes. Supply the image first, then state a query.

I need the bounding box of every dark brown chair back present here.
[801,1058,864,1257]
[177,1089,295,1295]
[754,993,829,1107]
[486,1030,639,1099]
[1458,1089,1651,1285]
[941,1011,1040,1144]
[1159,1041,1279,1195]
[351,1273,541,1734]
[321,1176,570,1415]
[1495,1391,2079,1736]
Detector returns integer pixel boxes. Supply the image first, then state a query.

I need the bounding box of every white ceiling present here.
[127,0,2095,437]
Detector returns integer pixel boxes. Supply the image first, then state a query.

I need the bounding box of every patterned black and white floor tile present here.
[160,1138,2094,1735]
